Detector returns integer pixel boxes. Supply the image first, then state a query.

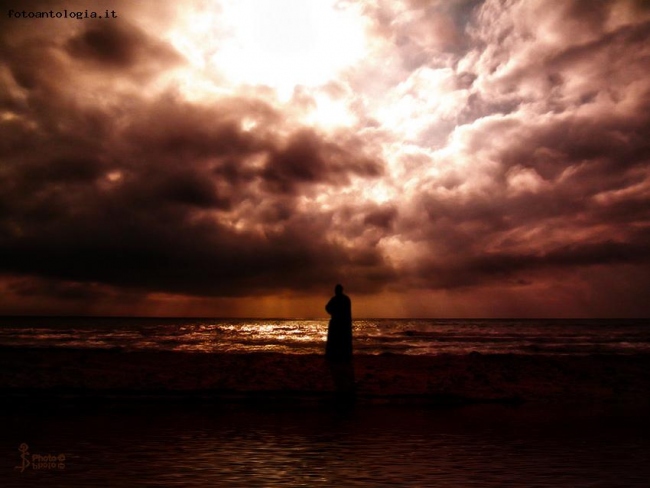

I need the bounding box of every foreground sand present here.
[1,347,649,404]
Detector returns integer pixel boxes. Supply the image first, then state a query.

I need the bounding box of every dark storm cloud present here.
[262,129,383,194]
[363,205,398,230]
[0,10,390,302]
[1,3,181,89]
[66,21,183,71]
[462,238,650,285]
[0,112,389,298]
[8,276,114,302]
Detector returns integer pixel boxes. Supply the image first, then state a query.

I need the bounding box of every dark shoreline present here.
[1,347,649,406]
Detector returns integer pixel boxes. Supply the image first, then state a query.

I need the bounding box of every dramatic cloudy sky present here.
[1,0,649,317]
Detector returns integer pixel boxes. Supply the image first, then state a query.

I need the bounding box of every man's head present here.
[334,284,343,295]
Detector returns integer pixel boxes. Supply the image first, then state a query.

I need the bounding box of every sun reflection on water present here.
[1,318,649,356]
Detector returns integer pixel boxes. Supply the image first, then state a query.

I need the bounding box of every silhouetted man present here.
[325,284,353,360]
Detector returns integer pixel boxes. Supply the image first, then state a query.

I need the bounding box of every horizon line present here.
[0,315,647,321]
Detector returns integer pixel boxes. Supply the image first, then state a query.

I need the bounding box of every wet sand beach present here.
[2,347,650,486]
[1,347,649,405]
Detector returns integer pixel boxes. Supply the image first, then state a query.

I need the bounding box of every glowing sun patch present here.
[213,0,367,99]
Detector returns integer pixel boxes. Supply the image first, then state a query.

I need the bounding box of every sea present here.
[2,317,650,487]
[0,316,648,356]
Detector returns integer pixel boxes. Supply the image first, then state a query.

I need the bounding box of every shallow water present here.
[2,402,649,487]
